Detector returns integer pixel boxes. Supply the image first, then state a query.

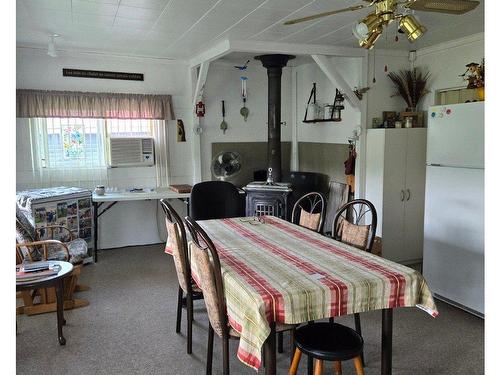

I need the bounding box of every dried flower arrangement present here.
[387,68,430,111]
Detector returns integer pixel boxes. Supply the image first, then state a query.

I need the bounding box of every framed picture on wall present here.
[382,111,398,128]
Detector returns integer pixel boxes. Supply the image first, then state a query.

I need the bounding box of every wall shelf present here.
[303,119,341,124]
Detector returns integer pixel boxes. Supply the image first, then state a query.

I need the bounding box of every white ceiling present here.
[16,0,484,60]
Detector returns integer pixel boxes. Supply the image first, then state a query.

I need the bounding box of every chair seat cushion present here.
[299,211,321,231]
[339,218,370,250]
[48,238,88,264]
[294,322,363,361]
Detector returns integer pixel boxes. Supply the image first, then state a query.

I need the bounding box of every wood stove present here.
[244,54,295,220]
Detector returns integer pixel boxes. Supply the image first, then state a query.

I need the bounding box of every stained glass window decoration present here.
[62,123,85,159]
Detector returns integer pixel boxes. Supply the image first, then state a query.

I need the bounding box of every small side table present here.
[16,261,73,345]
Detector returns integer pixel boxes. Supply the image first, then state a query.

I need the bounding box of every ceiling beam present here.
[311,54,362,111]
[189,39,232,69]
[190,38,365,69]
[229,40,365,58]
[192,61,210,108]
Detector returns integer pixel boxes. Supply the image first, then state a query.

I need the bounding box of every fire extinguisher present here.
[195,100,205,117]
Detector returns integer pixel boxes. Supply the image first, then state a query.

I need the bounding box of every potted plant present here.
[387,68,430,112]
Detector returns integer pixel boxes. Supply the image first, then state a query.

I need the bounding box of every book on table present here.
[16,261,61,282]
[169,184,192,193]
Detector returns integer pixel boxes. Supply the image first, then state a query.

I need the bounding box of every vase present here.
[476,87,485,101]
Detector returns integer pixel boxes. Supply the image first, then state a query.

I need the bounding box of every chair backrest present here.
[184,216,228,338]
[160,199,192,294]
[189,181,244,220]
[291,192,326,233]
[323,181,349,235]
[332,199,377,252]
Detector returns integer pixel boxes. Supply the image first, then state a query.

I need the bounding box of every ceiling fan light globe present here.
[352,22,369,40]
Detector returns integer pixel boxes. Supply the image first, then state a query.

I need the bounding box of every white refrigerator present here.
[423,102,484,316]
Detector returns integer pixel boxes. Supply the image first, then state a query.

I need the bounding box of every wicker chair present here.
[16,203,90,316]
[184,216,294,375]
[332,199,378,368]
[16,227,89,315]
[291,192,326,233]
[160,199,203,355]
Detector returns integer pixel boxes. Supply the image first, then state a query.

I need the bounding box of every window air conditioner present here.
[108,137,155,167]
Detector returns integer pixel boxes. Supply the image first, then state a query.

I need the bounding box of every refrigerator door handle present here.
[406,189,411,201]
[400,190,405,202]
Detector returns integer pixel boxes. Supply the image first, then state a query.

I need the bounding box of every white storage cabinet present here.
[365,128,427,264]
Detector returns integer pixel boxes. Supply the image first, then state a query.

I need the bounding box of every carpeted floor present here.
[16,244,484,375]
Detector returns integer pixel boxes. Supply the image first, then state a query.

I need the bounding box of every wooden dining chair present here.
[291,192,326,233]
[160,199,203,355]
[332,199,377,253]
[332,198,378,367]
[184,216,294,375]
[289,322,364,375]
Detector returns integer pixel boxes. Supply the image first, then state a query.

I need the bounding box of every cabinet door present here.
[381,130,406,262]
[403,129,427,263]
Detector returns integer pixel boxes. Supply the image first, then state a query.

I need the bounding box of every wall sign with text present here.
[63,68,144,81]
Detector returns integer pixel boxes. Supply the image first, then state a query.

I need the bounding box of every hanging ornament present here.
[240,76,249,121]
[195,100,205,117]
[240,76,247,99]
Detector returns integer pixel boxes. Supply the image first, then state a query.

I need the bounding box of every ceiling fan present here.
[284,0,480,49]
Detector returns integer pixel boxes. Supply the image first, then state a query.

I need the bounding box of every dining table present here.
[190,216,438,375]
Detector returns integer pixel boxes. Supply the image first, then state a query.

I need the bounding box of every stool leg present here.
[334,361,342,375]
[314,359,323,375]
[354,313,365,366]
[290,329,296,364]
[307,356,314,375]
[278,331,284,353]
[353,356,365,375]
[288,348,302,375]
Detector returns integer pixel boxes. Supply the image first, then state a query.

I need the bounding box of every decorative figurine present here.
[460,59,484,89]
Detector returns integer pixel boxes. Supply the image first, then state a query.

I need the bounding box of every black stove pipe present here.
[255,54,295,182]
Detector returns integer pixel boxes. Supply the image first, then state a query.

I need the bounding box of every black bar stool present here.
[289,322,364,375]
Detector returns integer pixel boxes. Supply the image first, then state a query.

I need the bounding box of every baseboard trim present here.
[433,293,484,319]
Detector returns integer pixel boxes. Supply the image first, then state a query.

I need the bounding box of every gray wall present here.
[211,142,292,188]
[298,142,349,183]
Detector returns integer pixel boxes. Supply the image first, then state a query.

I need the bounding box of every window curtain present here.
[16,89,175,121]
[28,118,109,189]
[17,90,174,189]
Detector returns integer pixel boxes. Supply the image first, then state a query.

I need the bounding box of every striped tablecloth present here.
[191,216,438,370]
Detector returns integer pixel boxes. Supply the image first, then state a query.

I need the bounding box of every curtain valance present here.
[16,89,175,120]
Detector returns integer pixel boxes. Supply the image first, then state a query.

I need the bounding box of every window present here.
[29,118,162,189]
[40,118,106,169]
[106,118,152,137]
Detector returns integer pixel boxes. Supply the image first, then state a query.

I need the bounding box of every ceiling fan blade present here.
[405,0,480,15]
[284,5,366,25]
